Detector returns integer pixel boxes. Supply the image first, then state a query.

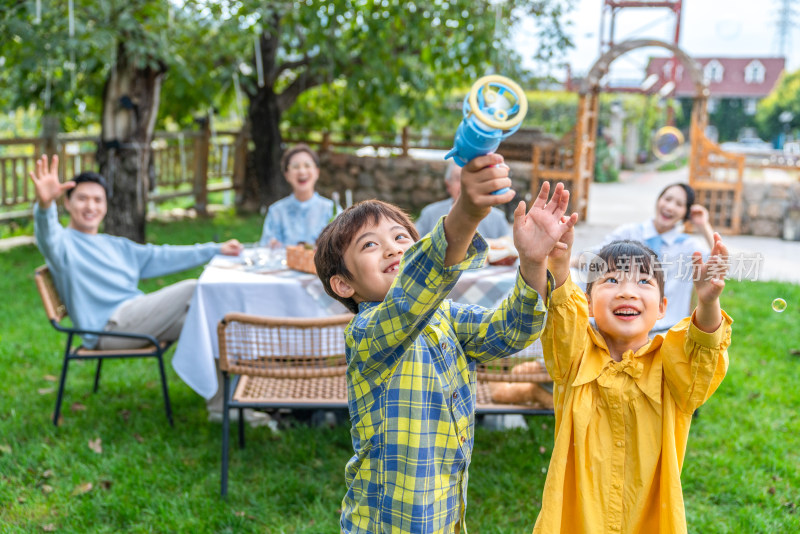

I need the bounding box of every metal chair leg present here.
[93,359,103,393]
[221,373,231,497]
[238,408,245,449]
[156,353,173,426]
[53,355,70,427]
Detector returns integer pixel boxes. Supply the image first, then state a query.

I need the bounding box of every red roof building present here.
[646,56,785,99]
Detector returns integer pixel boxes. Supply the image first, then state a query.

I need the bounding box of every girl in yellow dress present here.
[533,225,732,534]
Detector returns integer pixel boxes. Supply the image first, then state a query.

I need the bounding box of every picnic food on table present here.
[485,237,519,266]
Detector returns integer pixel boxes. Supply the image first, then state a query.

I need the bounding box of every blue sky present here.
[513,0,798,80]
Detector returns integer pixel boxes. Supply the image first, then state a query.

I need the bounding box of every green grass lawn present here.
[1,213,799,533]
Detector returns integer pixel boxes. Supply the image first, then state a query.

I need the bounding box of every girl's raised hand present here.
[29,155,74,207]
[692,232,729,304]
[513,181,578,264]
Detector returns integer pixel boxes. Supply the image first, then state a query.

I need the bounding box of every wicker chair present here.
[34,265,174,426]
[475,340,554,415]
[217,312,354,496]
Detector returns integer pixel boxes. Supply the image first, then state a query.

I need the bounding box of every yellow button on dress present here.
[533,277,731,534]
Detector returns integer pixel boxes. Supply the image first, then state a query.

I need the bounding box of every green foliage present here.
[522,90,579,137]
[209,0,575,133]
[1,216,799,532]
[656,155,688,172]
[0,0,238,131]
[756,69,800,141]
[0,108,41,139]
[593,134,619,182]
[677,94,759,143]
[710,99,759,142]
[1,1,577,137]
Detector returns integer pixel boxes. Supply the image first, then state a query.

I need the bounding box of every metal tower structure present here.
[774,0,797,59]
[598,1,683,122]
[599,1,683,55]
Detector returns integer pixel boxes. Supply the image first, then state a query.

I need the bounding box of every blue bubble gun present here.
[445,75,528,195]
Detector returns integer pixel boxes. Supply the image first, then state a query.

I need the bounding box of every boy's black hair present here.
[315,200,420,314]
[67,172,110,200]
[585,240,665,299]
[657,183,695,221]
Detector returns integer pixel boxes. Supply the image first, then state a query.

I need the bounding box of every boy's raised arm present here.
[443,154,514,267]
[515,182,578,296]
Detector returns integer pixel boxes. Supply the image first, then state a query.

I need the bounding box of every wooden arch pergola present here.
[531,38,745,233]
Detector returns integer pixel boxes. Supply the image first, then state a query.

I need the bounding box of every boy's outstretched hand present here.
[513,181,578,265]
[454,154,515,222]
[29,155,75,209]
[691,232,728,332]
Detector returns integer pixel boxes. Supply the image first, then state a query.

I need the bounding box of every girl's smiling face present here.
[587,262,667,354]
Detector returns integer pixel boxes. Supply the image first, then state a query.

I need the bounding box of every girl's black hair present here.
[585,240,665,299]
[657,183,695,221]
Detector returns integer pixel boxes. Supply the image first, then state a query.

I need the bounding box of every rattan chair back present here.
[35,265,68,322]
[218,313,354,379]
[476,341,551,383]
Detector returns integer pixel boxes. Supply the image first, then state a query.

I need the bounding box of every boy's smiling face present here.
[329,216,415,306]
[587,266,667,349]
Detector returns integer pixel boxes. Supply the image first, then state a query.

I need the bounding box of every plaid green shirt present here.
[341,218,552,533]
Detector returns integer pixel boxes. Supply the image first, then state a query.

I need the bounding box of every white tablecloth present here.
[172,257,534,399]
[172,257,347,399]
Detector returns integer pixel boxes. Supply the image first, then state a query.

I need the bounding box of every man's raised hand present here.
[29,155,74,208]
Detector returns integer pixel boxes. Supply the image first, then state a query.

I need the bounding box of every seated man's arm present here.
[33,202,68,269]
[132,241,223,279]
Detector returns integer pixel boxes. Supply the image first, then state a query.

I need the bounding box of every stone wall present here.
[312,151,800,239]
[314,152,533,218]
[741,182,800,239]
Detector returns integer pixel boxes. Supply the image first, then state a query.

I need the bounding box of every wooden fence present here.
[0,127,246,221]
[1,125,548,222]
[1,126,461,221]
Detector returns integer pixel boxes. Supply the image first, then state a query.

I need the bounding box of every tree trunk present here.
[242,86,288,213]
[96,43,166,243]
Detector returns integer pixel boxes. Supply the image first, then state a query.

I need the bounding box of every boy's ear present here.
[657,296,667,320]
[329,274,355,299]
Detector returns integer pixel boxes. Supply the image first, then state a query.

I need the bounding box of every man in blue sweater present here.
[30,154,243,351]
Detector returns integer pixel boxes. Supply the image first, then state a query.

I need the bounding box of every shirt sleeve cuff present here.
[687,309,733,348]
[429,216,489,272]
[550,274,581,308]
[514,268,554,311]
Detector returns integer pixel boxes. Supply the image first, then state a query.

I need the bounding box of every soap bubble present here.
[653,126,685,161]
[772,298,787,313]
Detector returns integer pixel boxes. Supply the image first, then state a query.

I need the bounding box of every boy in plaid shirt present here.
[315,154,578,533]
